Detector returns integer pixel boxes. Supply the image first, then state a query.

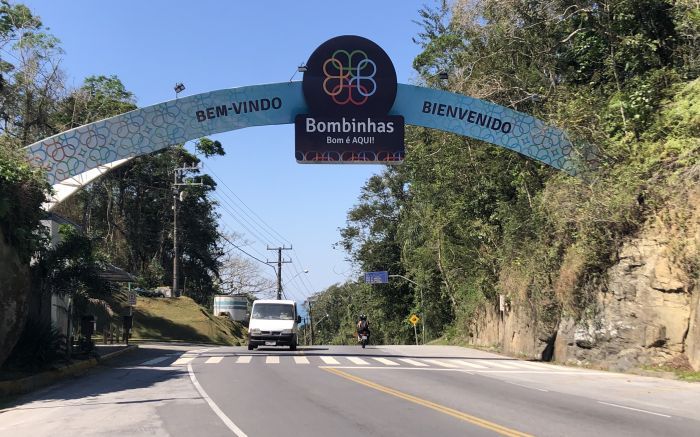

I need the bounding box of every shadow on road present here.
[0,345,194,410]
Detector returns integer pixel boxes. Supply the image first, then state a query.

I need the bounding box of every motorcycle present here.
[358,330,369,348]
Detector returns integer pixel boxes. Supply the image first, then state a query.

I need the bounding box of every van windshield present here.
[252,303,295,320]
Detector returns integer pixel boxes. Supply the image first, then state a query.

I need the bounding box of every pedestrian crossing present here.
[156,354,568,372]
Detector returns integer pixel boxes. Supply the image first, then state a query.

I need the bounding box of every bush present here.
[3,318,67,371]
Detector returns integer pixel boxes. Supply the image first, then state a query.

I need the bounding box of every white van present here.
[247,299,301,351]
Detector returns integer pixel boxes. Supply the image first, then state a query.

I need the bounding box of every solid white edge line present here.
[505,381,549,392]
[597,401,671,418]
[188,363,249,436]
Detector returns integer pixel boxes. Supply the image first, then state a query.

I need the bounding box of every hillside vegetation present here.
[310,0,700,371]
[122,296,245,345]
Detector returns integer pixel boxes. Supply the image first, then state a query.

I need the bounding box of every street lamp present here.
[314,313,329,329]
[174,82,185,98]
[289,63,308,81]
[287,269,309,286]
[389,274,425,345]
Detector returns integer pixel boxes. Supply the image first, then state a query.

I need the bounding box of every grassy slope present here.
[127,296,246,345]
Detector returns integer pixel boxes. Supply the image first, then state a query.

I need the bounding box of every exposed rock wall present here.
[0,228,31,367]
[554,236,697,371]
[468,303,553,360]
[468,179,700,372]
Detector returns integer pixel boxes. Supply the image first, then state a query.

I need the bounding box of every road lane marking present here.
[294,356,310,364]
[505,381,549,392]
[505,361,549,370]
[323,368,533,437]
[236,356,252,364]
[398,358,429,367]
[172,357,194,366]
[346,356,370,365]
[423,359,460,368]
[266,356,280,364]
[320,356,340,365]
[318,366,590,375]
[141,356,170,366]
[372,357,400,366]
[206,356,224,364]
[452,360,488,369]
[482,361,519,369]
[509,361,555,370]
[597,401,671,418]
[188,364,248,437]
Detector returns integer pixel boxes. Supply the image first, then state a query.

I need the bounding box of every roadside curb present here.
[98,344,139,362]
[0,345,138,399]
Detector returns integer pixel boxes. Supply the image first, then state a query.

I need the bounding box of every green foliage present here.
[31,226,111,299]
[53,145,224,306]
[53,75,137,130]
[3,318,67,371]
[0,1,41,43]
[0,140,49,261]
[195,137,226,158]
[312,0,700,346]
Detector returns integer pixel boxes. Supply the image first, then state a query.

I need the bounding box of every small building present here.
[213,295,248,321]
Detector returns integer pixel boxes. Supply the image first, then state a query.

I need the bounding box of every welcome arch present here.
[23,80,583,210]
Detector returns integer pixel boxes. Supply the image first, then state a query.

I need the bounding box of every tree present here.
[0,0,64,145]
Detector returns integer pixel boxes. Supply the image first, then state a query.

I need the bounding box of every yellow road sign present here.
[409,314,420,326]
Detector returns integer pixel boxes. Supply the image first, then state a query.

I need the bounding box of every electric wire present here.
[210,192,276,250]
[204,165,317,296]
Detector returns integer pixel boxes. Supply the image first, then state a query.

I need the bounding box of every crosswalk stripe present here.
[346,357,370,365]
[423,359,460,368]
[482,360,519,369]
[452,359,488,369]
[320,356,340,365]
[236,356,252,364]
[172,357,194,366]
[141,356,170,366]
[372,357,400,366]
[398,358,429,367]
[266,356,280,364]
[294,356,310,364]
[505,361,547,370]
[205,356,223,364]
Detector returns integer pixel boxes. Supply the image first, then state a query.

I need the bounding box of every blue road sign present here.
[364,271,389,284]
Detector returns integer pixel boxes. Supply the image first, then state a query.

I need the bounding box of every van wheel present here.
[248,344,254,351]
[290,341,297,351]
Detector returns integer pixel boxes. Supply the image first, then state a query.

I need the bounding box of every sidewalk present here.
[0,343,138,399]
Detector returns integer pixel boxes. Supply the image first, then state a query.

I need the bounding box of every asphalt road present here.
[1,343,700,436]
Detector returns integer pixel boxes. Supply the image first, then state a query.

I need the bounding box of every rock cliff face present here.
[0,228,31,367]
[469,176,700,372]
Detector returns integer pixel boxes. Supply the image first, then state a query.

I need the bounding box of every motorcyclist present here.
[357,314,370,343]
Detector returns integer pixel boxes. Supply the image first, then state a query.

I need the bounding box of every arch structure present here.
[23,81,582,210]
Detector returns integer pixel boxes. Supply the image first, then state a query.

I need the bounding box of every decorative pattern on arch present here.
[23,81,583,208]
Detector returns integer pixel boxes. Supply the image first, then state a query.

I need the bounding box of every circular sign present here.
[302,35,397,116]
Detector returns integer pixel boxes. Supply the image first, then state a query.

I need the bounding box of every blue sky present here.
[21,0,430,302]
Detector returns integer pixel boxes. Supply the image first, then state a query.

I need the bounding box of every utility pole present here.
[266,246,292,300]
[172,164,203,298]
[308,300,315,345]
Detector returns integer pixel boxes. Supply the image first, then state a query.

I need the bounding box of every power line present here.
[210,192,276,248]
[207,167,292,245]
[203,164,317,296]
[219,222,269,261]
[219,232,276,274]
